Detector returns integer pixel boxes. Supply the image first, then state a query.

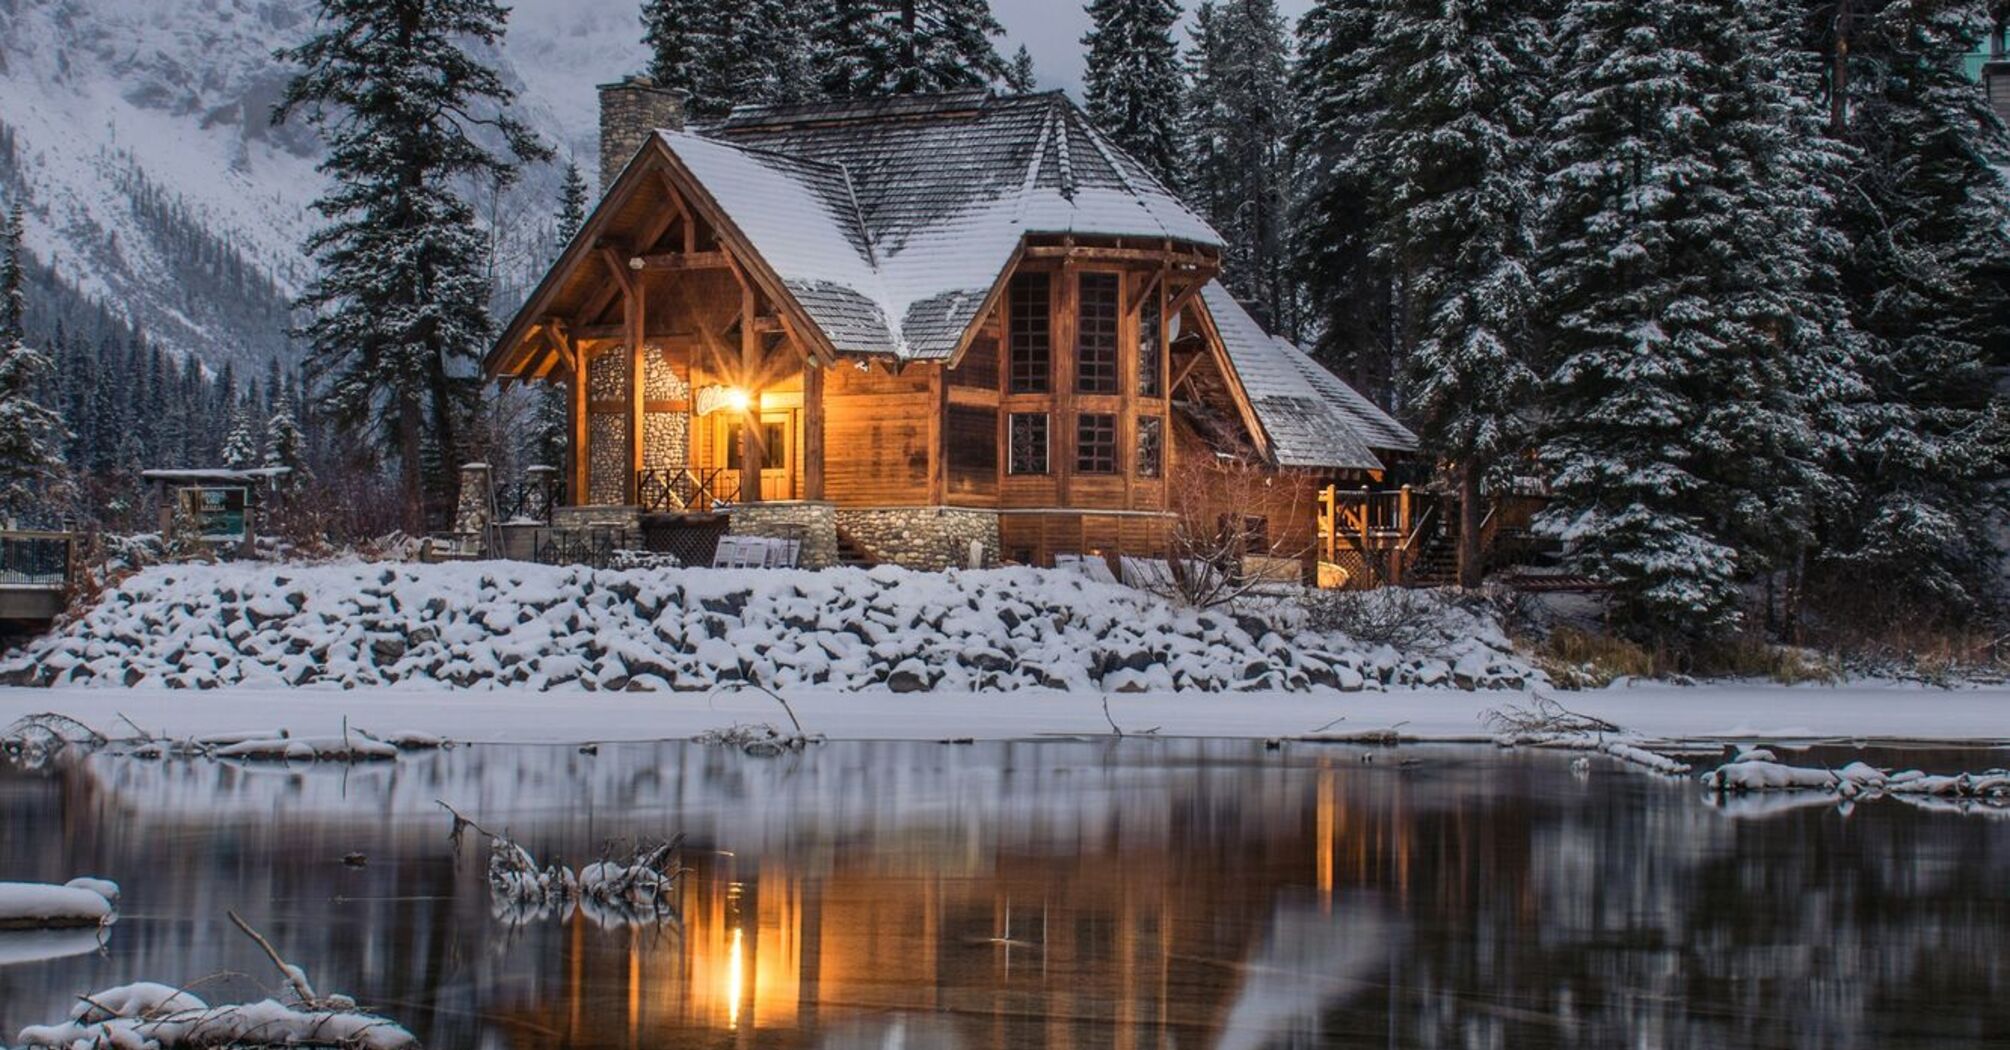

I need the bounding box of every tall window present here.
[1136,415,1163,477]
[1008,272,1050,393]
[1138,291,1162,397]
[1009,412,1049,475]
[1077,273,1119,394]
[1077,413,1117,474]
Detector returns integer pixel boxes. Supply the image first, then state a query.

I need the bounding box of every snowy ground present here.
[2,681,2005,745]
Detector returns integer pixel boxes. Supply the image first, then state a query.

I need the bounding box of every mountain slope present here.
[0,0,647,375]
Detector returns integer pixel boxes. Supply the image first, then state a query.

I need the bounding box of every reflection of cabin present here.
[488,83,1422,582]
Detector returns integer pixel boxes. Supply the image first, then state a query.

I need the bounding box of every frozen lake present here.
[2,738,2007,1047]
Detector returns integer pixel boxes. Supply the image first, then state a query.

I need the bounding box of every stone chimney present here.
[597,75,687,192]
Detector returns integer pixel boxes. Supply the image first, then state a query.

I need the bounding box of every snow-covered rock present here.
[14,981,417,1050]
[0,880,118,929]
[4,562,1538,695]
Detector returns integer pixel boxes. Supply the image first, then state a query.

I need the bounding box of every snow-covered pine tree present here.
[1805,0,2010,619]
[641,0,715,105]
[1533,0,1854,642]
[1290,0,1398,401]
[818,0,1009,97]
[1186,0,1299,336]
[273,0,550,527]
[646,0,819,120]
[1324,0,1551,588]
[220,403,261,469]
[1005,44,1037,92]
[0,205,68,526]
[264,393,311,484]
[556,162,588,246]
[1082,0,1185,187]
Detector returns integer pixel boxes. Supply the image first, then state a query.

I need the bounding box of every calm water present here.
[2,739,2007,1049]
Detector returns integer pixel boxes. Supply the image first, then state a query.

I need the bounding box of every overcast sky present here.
[992,0,1318,95]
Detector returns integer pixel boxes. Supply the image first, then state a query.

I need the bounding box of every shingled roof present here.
[1201,282,1418,472]
[666,91,1221,360]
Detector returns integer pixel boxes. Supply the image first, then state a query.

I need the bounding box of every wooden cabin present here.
[487,83,1421,580]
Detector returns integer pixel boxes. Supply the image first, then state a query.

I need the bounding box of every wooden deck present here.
[0,530,76,633]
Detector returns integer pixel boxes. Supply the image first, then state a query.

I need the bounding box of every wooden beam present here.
[596,246,639,300]
[545,318,577,374]
[1021,244,1219,269]
[1169,351,1205,397]
[631,250,731,272]
[1128,266,1165,316]
[569,326,589,503]
[804,361,825,501]
[1167,277,1206,320]
[574,323,707,343]
[738,276,763,504]
[928,363,947,506]
[626,274,646,503]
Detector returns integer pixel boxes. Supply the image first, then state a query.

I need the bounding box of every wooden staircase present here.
[834,527,877,568]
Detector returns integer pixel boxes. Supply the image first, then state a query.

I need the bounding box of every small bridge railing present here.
[0,530,76,590]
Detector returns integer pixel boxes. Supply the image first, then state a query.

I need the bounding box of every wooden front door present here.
[720,411,798,501]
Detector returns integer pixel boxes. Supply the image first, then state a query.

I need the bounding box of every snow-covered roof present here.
[668,91,1223,360]
[1201,283,1418,472]
[140,467,292,483]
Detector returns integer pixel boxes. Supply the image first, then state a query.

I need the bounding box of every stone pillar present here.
[523,464,559,521]
[597,76,688,192]
[453,463,494,553]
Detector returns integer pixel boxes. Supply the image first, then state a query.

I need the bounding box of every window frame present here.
[1008,411,1050,476]
[1076,412,1118,475]
[1136,414,1164,478]
[1007,271,1052,395]
[1075,271,1121,395]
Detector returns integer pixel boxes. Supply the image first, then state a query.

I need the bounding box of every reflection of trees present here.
[2,744,2006,1049]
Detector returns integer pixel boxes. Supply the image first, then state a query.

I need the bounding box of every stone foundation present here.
[835,507,1001,571]
[552,504,642,551]
[729,501,839,569]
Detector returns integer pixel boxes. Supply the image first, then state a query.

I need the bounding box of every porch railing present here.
[495,477,564,524]
[0,530,77,589]
[636,467,742,514]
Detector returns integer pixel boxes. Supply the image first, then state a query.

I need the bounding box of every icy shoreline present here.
[2,680,2006,746]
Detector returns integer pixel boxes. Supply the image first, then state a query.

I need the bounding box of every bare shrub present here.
[1155,456,1317,609]
[1301,588,1446,650]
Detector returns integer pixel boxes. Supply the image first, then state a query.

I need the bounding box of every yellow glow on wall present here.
[726,926,745,1029]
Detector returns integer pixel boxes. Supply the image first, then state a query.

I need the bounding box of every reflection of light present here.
[726,926,745,1029]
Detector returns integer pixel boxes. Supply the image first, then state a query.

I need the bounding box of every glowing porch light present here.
[695,384,755,417]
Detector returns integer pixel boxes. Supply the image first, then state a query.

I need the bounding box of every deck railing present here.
[0,530,76,590]
[636,467,742,514]
[495,477,564,524]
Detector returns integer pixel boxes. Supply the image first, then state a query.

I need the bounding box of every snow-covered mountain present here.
[0,0,647,374]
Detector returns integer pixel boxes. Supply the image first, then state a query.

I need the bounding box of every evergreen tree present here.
[1005,44,1037,92]
[817,0,1009,97]
[264,393,311,483]
[1186,0,1298,335]
[644,0,817,120]
[1291,0,1398,400]
[1082,0,1185,187]
[0,206,68,525]
[1321,0,1552,588]
[1532,0,1854,642]
[1806,0,2010,618]
[221,403,261,469]
[273,0,550,525]
[557,161,589,245]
